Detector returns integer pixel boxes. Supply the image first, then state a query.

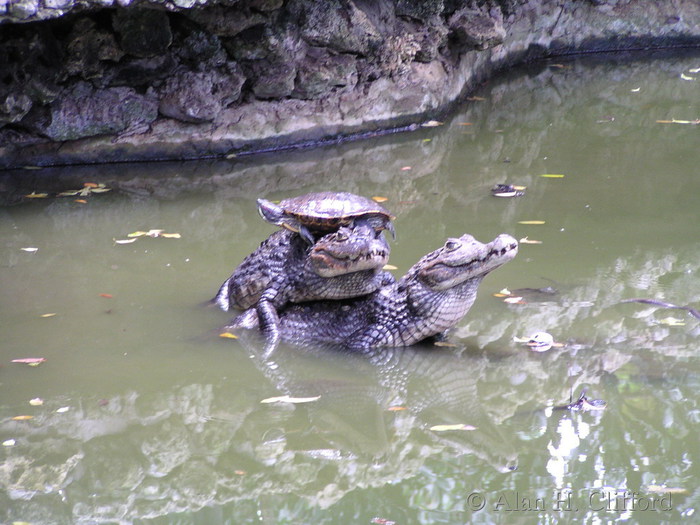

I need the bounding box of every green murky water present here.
[1,53,699,524]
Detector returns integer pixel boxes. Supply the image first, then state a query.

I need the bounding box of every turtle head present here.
[257,198,287,227]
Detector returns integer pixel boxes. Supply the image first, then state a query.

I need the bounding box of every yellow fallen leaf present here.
[29,398,44,406]
[467,96,486,101]
[540,174,565,178]
[260,395,321,404]
[429,424,477,431]
[504,296,525,304]
[387,406,407,411]
[219,332,238,339]
[89,187,111,193]
[646,485,688,495]
[83,182,99,188]
[690,67,700,74]
[659,317,685,326]
[114,238,138,244]
[40,313,56,318]
[519,237,543,244]
[518,221,546,225]
[58,190,80,196]
[25,191,49,198]
[421,120,443,127]
[383,264,398,271]
[160,233,181,239]
[128,231,149,238]
[56,406,70,413]
[12,415,34,421]
[74,199,88,204]
[2,439,16,446]
[680,73,695,81]
[21,247,39,253]
[372,196,388,203]
[234,469,247,475]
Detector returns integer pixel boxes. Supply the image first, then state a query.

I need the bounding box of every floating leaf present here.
[114,238,138,244]
[56,406,70,413]
[99,293,113,299]
[656,118,700,125]
[383,264,398,271]
[421,120,443,127]
[430,423,477,432]
[630,87,641,92]
[504,296,525,304]
[128,231,150,238]
[25,191,49,198]
[646,485,688,495]
[458,122,473,126]
[74,199,88,204]
[690,67,700,74]
[467,96,486,101]
[83,182,99,188]
[260,395,321,404]
[2,439,16,447]
[519,237,543,244]
[40,313,56,318]
[58,190,81,197]
[29,398,44,406]
[21,247,39,253]
[400,166,412,171]
[680,73,695,81]
[387,406,406,411]
[12,415,34,421]
[540,174,565,178]
[219,332,238,339]
[518,220,546,225]
[89,187,111,193]
[372,196,388,203]
[434,341,457,348]
[659,317,685,326]
[234,469,247,475]
[160,233,181,239]
[12,358,46,365]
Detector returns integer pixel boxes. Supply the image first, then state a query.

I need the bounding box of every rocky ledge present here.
[1,0,699,169]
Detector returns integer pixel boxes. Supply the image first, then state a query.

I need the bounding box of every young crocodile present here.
[230,233,518,351]
[215,221,394,346]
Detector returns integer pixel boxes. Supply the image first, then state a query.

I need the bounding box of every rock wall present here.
[1,0,699,168]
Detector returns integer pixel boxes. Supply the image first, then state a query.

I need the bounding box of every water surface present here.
[1,53,699,524]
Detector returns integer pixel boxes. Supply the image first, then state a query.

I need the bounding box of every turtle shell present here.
[259,191,395,233]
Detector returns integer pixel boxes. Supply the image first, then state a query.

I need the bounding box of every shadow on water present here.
[1,53,699,524]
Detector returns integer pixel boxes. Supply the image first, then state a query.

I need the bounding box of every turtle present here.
[257,191,396,245]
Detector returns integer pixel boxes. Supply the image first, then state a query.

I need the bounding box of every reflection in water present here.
[1,54,699,523]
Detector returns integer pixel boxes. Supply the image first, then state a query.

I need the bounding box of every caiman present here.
[215,221,393,346]
[228,233,518,351]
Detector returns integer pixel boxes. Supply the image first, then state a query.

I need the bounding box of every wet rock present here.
[289,0,383,55]
[396,0,445,22]
[112,8,173,58]
[0,91,33,126]
[104,54,178,88]
[448,5,506,51]
[177,30,227,68]
[249,61,296,99]
[66,17,124,80]
[33,82,158,141]
[292,51,358,99]
[158,64,244,122]
[184,6,267,38]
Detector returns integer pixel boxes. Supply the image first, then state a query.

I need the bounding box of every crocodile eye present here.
[444,239,461,251]
[335,231,348,241]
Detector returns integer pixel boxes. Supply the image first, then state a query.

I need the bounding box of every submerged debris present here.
[553,388,607,412]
